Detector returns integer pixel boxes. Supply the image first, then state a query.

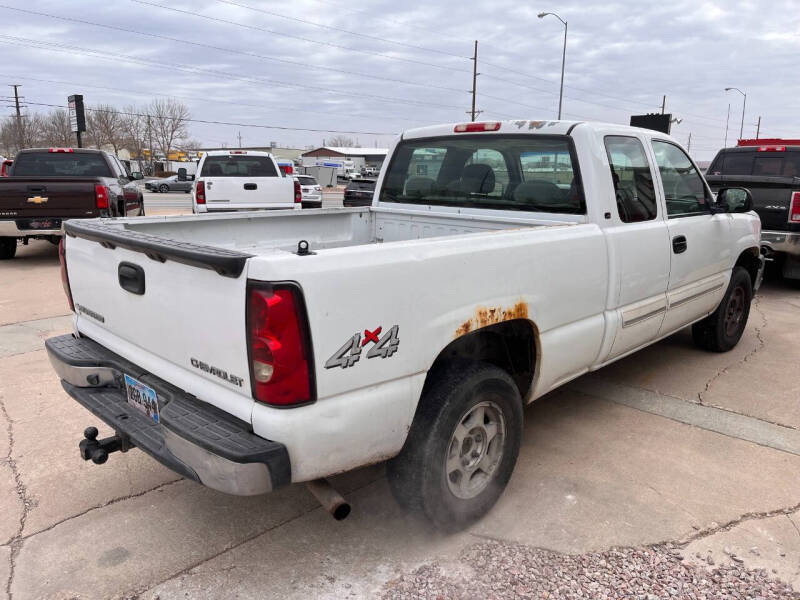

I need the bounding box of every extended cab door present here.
[602,135,671,360]
[649,140,731,335]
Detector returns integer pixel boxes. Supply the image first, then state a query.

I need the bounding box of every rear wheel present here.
[0,237,17,260]
[159,184,169,193]
[387,360,523,530]
[692,266,752,352]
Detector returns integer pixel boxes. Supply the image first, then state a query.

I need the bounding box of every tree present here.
[85,104,125,153]
[120,105,148,160]
[40,109,73,147]
[326,135,355,148]
[149,98,190,159]
[0,114,44,155]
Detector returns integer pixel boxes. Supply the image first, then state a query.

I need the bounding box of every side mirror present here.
[177,167,187,182]
[715,187,753,213]
[131,171,144,180]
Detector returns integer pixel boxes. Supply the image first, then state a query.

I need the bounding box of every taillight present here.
[294,179,302,203]
[247,284,314,406]
[454,121,501,133]
[95,184,109,210]
[196,180,206,204]
[58,238,74,311]
[790,192,800,223]
[758,146,786,152]
[49,147,74,153]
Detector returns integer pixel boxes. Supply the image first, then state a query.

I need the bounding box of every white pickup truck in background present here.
[48,120,762,529]
[192,150,300,213]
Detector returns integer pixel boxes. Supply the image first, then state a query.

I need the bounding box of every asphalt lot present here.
[1,222,799,598]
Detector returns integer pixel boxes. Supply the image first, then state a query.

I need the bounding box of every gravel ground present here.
[379,540,798,599]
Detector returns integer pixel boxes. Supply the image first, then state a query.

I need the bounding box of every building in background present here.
[300,147,388,173]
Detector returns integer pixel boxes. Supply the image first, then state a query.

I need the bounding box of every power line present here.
[0,72,425,125]
[23,101,399,135]
[0,5,466,96]
[0,35,465,112]
[210,0,469,60]
[132,0,472,75]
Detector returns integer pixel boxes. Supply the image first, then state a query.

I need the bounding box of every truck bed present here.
[68,205,581,260]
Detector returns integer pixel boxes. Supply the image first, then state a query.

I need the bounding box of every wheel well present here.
[735,247,760,287]
[425,320,538,401]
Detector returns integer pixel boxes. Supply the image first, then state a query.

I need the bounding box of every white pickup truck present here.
[47,120,763,529]
[192,150,300,213]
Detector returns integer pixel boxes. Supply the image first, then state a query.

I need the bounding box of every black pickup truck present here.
[706,141,800,280]
[0,148,145,259]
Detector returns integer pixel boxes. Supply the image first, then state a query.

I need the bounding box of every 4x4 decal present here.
[325,325,399,369]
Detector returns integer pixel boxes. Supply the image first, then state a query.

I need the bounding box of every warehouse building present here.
[300,146,388,171]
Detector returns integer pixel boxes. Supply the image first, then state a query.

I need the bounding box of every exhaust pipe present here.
[306,478,351,520]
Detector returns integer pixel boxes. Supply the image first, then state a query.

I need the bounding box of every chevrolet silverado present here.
[47,120,762,528]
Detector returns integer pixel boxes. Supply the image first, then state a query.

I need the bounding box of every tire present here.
[387,360,523,530]
[0,237,17,260]
[692,266,752,352]
[159,184,169,193]
[139,201,145,216]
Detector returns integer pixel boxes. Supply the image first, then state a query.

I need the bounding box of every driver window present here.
[604,136,657,223]
[651,140,710,218]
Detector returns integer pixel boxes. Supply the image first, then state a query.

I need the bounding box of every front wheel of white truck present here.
[387,360,523,531]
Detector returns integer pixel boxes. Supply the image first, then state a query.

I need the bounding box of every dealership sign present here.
[68,95,86,134]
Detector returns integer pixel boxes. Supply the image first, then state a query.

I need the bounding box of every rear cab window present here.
[379,135,585,214]
[11,152,112,177]
[709,150,800,177]
[297,176,317,186]
[200,155,278,177]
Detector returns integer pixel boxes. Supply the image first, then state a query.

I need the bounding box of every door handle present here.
[243,183,257,190]
[672,235,687,254]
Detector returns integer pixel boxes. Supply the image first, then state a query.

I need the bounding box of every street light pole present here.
[725,87,746,141]
[538,12,567,120]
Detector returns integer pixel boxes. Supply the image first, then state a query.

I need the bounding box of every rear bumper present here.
[45,334,291,496]
[0,219,63,237]
[761,230,800,258]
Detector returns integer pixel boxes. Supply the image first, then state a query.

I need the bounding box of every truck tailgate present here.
[0,178,98,217]
[64,222,256,422]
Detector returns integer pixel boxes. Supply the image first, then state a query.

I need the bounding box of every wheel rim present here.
[445,400,506,499]
[724,285,746,337]
[159,185,168,193]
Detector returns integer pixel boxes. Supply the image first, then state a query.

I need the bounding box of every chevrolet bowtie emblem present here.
[27,196,48,204]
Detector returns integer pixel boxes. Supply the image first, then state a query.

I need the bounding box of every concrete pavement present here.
[1,235,799,599]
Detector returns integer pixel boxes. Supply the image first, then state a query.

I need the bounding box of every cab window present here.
[604,136,657,223]
[651,140,710,217]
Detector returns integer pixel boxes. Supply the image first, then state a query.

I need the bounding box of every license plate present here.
[26,219,59,229]
[124,374,160,423]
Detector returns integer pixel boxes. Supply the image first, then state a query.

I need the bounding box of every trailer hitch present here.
[79,426,134,465]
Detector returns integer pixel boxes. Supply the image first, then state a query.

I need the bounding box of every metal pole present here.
[661,95,666,114]
[687,132,692,153]
[470,40,478,122]
[724,103,730,147]
[739,93,746,140]
[11,84,22,149]
[756,116,761,139]
[76,131,83,149]
[558,22,567,120]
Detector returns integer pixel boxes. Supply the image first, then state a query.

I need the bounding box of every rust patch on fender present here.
[455,301,529,337]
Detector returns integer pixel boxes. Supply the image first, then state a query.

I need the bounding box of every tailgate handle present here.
[27,185,46,193]
[243,183,257,190]
[118,262,146,295]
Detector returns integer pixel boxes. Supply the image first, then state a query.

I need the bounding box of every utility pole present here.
[470,40,478,122]
[146,115,155,176]
[661,95,666,114]
[724,103,730,147]
[10,84,22,149]
[687,132,692,153]
[756,116,761,139]
[237,131,242,148]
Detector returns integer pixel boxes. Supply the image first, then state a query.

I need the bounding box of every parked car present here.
[192,150,299,213]
[0,148,144,259]
[47,120,761,529]
[343,178,376,206]
[706,140,800,280]
[363,166,378,177]
[293,174,322,209]
[145,175,193,193]
[344,169,362,180]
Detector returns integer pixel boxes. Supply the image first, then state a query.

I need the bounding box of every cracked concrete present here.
[1,238,799,599]
[682,508,800,589]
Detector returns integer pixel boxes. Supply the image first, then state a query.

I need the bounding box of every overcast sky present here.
[0,0,797,159]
